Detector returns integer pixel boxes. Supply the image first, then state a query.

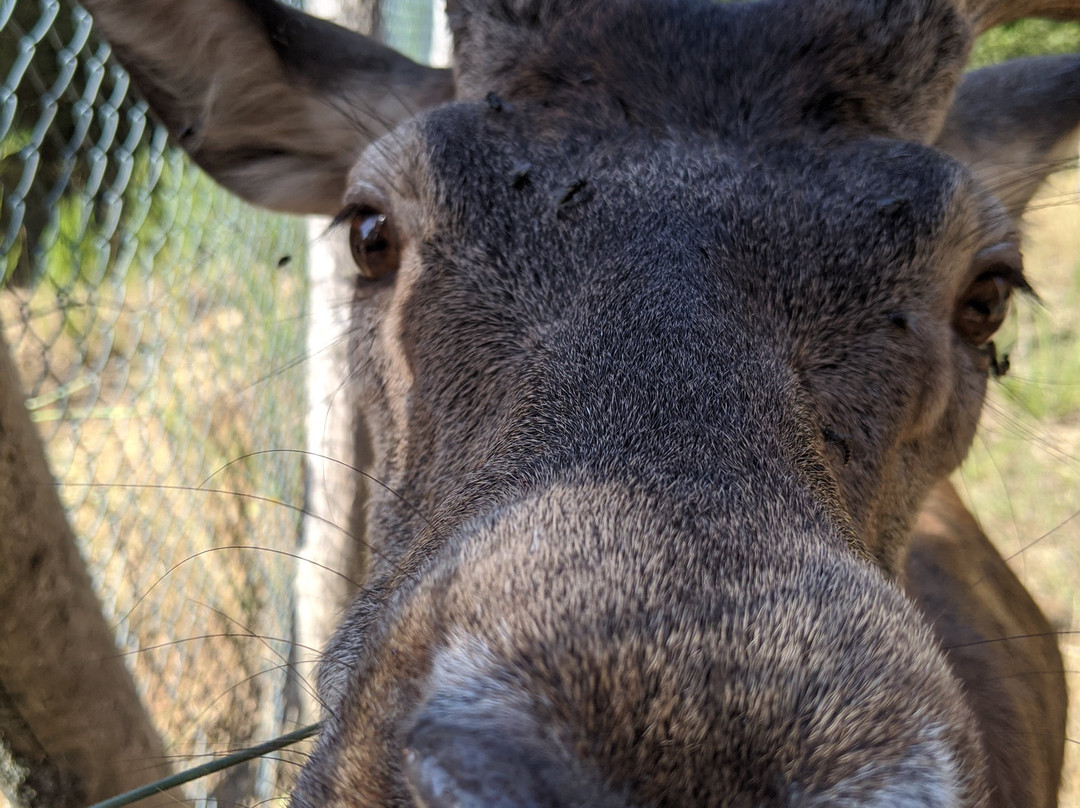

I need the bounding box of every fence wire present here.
[0,0,310,804]
[1,0,440,804]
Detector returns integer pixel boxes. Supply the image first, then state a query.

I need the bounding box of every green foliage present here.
[969,20,1080,68]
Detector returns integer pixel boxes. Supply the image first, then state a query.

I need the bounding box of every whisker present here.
[198,449,438,533]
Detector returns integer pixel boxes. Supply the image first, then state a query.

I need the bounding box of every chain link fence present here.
[1,0,441,805]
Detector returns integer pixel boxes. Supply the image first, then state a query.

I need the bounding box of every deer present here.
[73,0,1080,805]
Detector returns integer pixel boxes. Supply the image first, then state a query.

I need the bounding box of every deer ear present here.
[935,53,1080,220]
[80,0,454,215]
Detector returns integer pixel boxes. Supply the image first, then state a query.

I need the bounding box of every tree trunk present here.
[0,326,180,807]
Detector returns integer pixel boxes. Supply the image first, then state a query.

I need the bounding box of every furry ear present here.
[80,0,453,215]
[935,53,1080,220]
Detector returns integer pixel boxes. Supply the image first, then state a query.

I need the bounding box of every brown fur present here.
[907,480,1067,808]
[77,1,1080,805]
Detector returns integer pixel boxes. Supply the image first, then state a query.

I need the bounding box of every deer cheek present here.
[898,324,955,445]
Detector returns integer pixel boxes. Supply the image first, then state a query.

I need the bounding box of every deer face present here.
[298,103,1009,808]
[346,106,1014,566]
[77,0,1077,805]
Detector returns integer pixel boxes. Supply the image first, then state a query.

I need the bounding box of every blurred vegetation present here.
[970,19,1080,68]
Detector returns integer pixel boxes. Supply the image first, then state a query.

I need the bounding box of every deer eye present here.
[954,243,1027,346]
[349,208,400,281]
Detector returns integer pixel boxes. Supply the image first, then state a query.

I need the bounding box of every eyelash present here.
[328,204,361,234]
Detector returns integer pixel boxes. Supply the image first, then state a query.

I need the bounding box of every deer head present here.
[78,0,1079,805]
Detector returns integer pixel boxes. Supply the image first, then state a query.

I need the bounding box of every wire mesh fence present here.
[1,0,441,805]
[1,0,309,803]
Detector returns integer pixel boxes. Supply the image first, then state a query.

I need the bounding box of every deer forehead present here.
[352,101,1005,304]
[345,102,1006,418]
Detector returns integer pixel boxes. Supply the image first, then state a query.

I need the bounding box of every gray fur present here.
[78,0,1079,806]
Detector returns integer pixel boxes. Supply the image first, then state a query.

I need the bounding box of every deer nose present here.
[288,481,986,808]
[382,484,986,801]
